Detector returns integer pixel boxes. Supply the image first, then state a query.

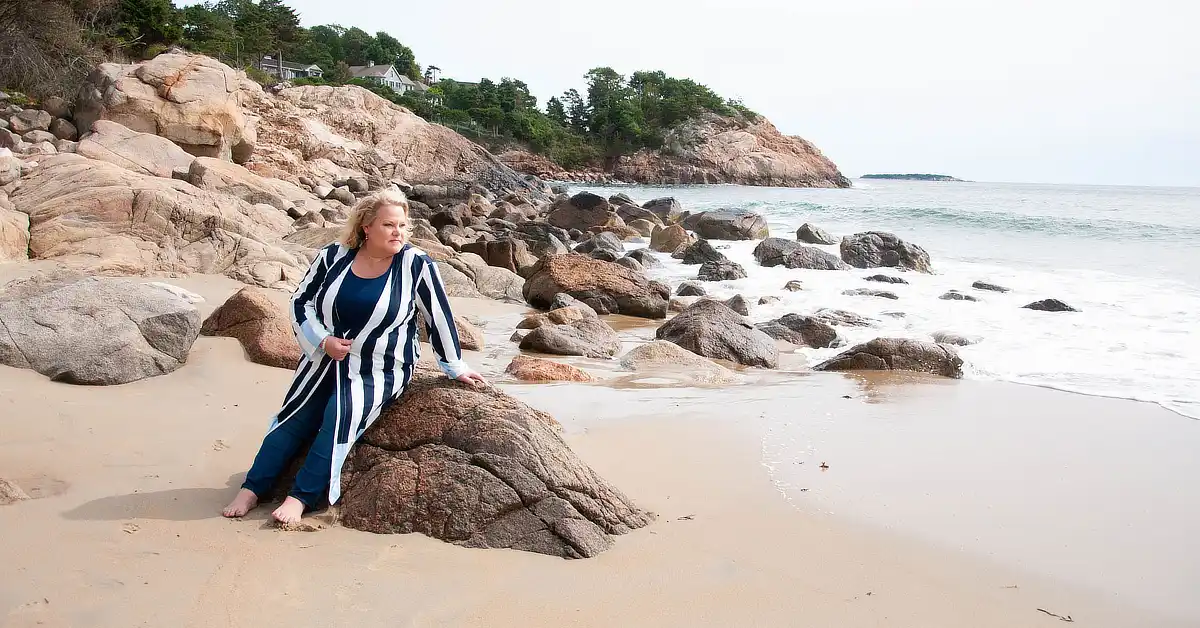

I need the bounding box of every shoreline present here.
[2,276,1197,625]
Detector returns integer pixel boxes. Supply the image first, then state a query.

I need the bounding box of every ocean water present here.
[569,179,1200,419]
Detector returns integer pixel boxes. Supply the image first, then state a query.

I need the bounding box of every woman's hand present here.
[455,370,487,386]
[322,336,353,361]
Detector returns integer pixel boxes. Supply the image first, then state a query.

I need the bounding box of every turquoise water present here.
[570,179,1200,418]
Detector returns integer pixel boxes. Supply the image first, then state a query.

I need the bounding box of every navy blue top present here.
[333,265,390,338]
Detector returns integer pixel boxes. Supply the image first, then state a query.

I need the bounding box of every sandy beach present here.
[2,276,1196,627]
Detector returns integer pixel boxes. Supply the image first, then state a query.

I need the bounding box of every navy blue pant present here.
[241,371,337,509]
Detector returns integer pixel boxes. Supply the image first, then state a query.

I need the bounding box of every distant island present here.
[861,174,965,182]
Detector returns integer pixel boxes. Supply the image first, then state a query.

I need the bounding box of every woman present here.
[222,189,486,524]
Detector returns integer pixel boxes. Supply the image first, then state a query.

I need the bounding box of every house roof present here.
[348,64,394,79]
[260,57,320,71]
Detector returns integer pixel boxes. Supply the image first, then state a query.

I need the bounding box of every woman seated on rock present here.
[222,189,487,525]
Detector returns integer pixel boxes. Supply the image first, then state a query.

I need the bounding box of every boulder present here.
[724,294,751,316]
[675,281,707,297]
[669,296,701,312]
[649,224,693,254]
[623,248,660,269]
[796,223,837,245]
[0,276,201,384]
[337,367,652,557]
[0,129,19,150]
[26,141,57,155]
[546,192,616,231]
[973,281,1010,293]
[814,338,963,378]
[840,232,932,273]
[627,218,657,238]
[418,313,485,351]
[655,299,778,368]
[519,317,621,359]
[0,199,30,262]
[755,314,839,348]
[843,288,899,300]
[49,118,78,141]
[574,232,624,257]
[753,238,849,270]
[9,109,52,134]
[40,96,71,118]
[678,239,729,265]
[609,192,634,206]
[328,186,356,206]
[692,210,769,240]
[1024,299,1079,312]
[642,197,683,223]
[505,355,593,383]
[615,257,644,273]
[614,202,662,226]
[200,287,300,369]
[444,254,525,303]
[865,274,908,284]
[517,305,595,330]
[813,308,877,327]
[77,120,196,178]
[758,296,780,305]
[698,260,748,281]
[549,293,598,316]
[284,227,342,250]
[939,290,979,302]
[54,139,79,154]
[8,154,307,289]
[931,331,980,346]
[618,340,739,385]
[511,222,572,258]
[0,156,21,186]
[783,280,804,292]
[457,237,530,274]
[75,53,258,162]
[22,130,57,145]
[522,254,669,319]
[188,156,315,213]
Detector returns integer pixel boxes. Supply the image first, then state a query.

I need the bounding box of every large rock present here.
[459,237,540,278]
[546,192,617,231]
[840,232,933,273]
[609,113,850,188]
[843,288,899,300]
[1024,298,1079,312]
[813,308,877,328]
[755,314,839,348]
[443,254,525,303]
[574,231,624,258]
[753,238,849,270]
[692,210,769,240]
[814,338,963,378]
[200,287,300,369]
[249,84,545,197]
[865,274,908,284]
[0,478,30,505]
[0,192,29,262]
[697,260,748,281]
[75,53,259,163]
[505,355,593,382]
[642,197,683,223]
[49,118,79,141]
[76,119,196,178]
[0,156,21,186]
[675,281,707,297]
[973,280,1010,293]
[650,224,695,254]
[338,368,653,557]
[614,203,662,227]
[678,239,729,265]
[523,254,669,319]
[517,305,595,330]
[796,223,837,245]
[654,299,778,368]
[9,109,52,134]
[7,154,307,289]
[618,340,740,385]
[0,276,201,384]
[519,317,621,359]
[511,222,571,258]
[188,156,315,213]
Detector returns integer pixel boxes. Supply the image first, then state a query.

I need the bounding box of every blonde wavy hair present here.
[340,188,412,249]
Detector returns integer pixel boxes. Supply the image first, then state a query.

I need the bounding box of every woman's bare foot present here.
[222,488,259,518]
[271,496,306,525]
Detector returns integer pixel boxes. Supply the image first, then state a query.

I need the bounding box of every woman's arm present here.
[290,247,334,362]
[414,257,472,379]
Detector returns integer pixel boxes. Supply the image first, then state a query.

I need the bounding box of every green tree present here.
[561,88,588,133]
[116,0,183,52]
[179,3,236,61]
[326,60,352,84]
[375,31,418,79]
[545,96,566,126]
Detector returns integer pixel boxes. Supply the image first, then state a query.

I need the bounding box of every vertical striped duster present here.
[269,243,471,504]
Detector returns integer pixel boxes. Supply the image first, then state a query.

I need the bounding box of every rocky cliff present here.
[501,112,850,188]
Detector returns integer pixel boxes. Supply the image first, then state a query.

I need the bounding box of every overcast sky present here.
[279,0,1198,187]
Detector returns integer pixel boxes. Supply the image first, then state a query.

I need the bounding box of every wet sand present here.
[1,274,1197,626]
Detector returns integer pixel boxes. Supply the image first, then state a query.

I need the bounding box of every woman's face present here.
[363,204,409,254]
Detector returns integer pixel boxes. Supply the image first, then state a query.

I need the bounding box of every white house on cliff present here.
[348,61,428,94]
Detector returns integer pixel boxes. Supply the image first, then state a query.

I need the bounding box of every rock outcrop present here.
[546,192,618,232]
[338,367,653,557]
[607,113,850,188]
[76,119,196,178]
[522,254,669,319]
[200,287,300,369]
[0,189,29,262]
[655,299,778,368]
[796,223,837,245]
[8,154,308,289]
[691,210,769,241]
[753,238,849,270]
[75,53,259,163]
[505,355,593,382]
[840,232,932,273]
[0,276,201,384]
[814,338,963,378]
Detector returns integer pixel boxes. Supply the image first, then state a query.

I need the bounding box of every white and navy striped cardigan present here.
[268,243,470,504]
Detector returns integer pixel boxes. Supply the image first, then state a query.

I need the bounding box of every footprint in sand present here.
[212,440,229,451]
